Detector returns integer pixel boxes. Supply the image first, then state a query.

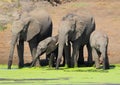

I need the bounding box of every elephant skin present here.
[31,35,59,67]
[90,31,109,69]
[8,9,53,69]
[56,13,95,69]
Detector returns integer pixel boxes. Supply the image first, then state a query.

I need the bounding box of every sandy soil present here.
[0,0,120,65]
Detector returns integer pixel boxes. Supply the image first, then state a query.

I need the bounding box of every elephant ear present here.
[73,17,86,40]
[24,17,41,41]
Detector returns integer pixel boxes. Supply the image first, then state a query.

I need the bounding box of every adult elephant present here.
[8,9,53,69]
[56,13,95,69]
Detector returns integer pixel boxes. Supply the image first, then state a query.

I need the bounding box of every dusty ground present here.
[0,0,120,65]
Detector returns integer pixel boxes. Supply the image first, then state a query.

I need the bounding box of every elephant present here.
[90,31,109,69]
[56,13,95,69]
[8,9,53,69]
[31,35,65,67]
[31,35,58,67]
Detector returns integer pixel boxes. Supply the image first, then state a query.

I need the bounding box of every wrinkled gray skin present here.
[56,13,95,69]
[90,31,109,69]
[8,9,53,69]
[31,35,59,67]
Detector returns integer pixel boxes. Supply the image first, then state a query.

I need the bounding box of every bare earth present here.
[0,0,120,65]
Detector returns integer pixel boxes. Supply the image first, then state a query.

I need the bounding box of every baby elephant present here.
[90,31,109,69]
[31,35,59,67]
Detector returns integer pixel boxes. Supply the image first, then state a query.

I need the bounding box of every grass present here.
[0,25,6,31]
[0,64,120,85]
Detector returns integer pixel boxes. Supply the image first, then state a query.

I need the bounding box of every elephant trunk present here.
[31,49,42,67]
[8,34,18,69]
[56,33,67,69]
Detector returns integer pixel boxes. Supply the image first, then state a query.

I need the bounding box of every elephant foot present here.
[86,61,95,67]
[18,65,24,69]
[103,65,110,70]
[35,62,41,67]
[33,59,41,67]
[70,63,74,68]
[8,60,12,69]
[77,61,85,67]
[8,66,11,69]
[103,62,110,70]
[55,66,59,69]
[96,66,101,69]
[95,63,101,69]
[18,62,24,68]
[24,62,32,67]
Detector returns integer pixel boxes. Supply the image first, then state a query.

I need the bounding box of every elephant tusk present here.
[66,42,68,46]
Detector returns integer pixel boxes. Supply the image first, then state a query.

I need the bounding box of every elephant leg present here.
[101,48,109,69]
[103,55,109,69]
[71,42,79,67]
[62,51,65,67]
[64,42,71,67]
[29,41,40,66]
[17,40,24,68]
[48,53,55,67]
[92,48,100,69]
[87,42,93,66]
[78,45,84,67]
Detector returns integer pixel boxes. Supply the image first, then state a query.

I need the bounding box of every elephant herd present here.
[8,9,110,70]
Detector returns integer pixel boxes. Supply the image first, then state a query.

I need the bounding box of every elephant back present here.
[25,9,53,41]
[30,9,52,25]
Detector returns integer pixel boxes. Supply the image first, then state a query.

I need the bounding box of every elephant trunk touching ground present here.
[8,9,53,69]
[56,13,95,69]
[8,34,19,69]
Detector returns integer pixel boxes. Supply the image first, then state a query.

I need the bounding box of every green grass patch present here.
[0,64,120,85]
[0,24,6,31]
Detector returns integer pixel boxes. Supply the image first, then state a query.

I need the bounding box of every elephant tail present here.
[91,17,96,32]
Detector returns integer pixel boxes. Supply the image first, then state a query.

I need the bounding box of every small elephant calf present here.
[90,31,109,69]
[31,35,59,67]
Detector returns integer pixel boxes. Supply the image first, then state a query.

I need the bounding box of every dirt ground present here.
[0,0,120,65]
